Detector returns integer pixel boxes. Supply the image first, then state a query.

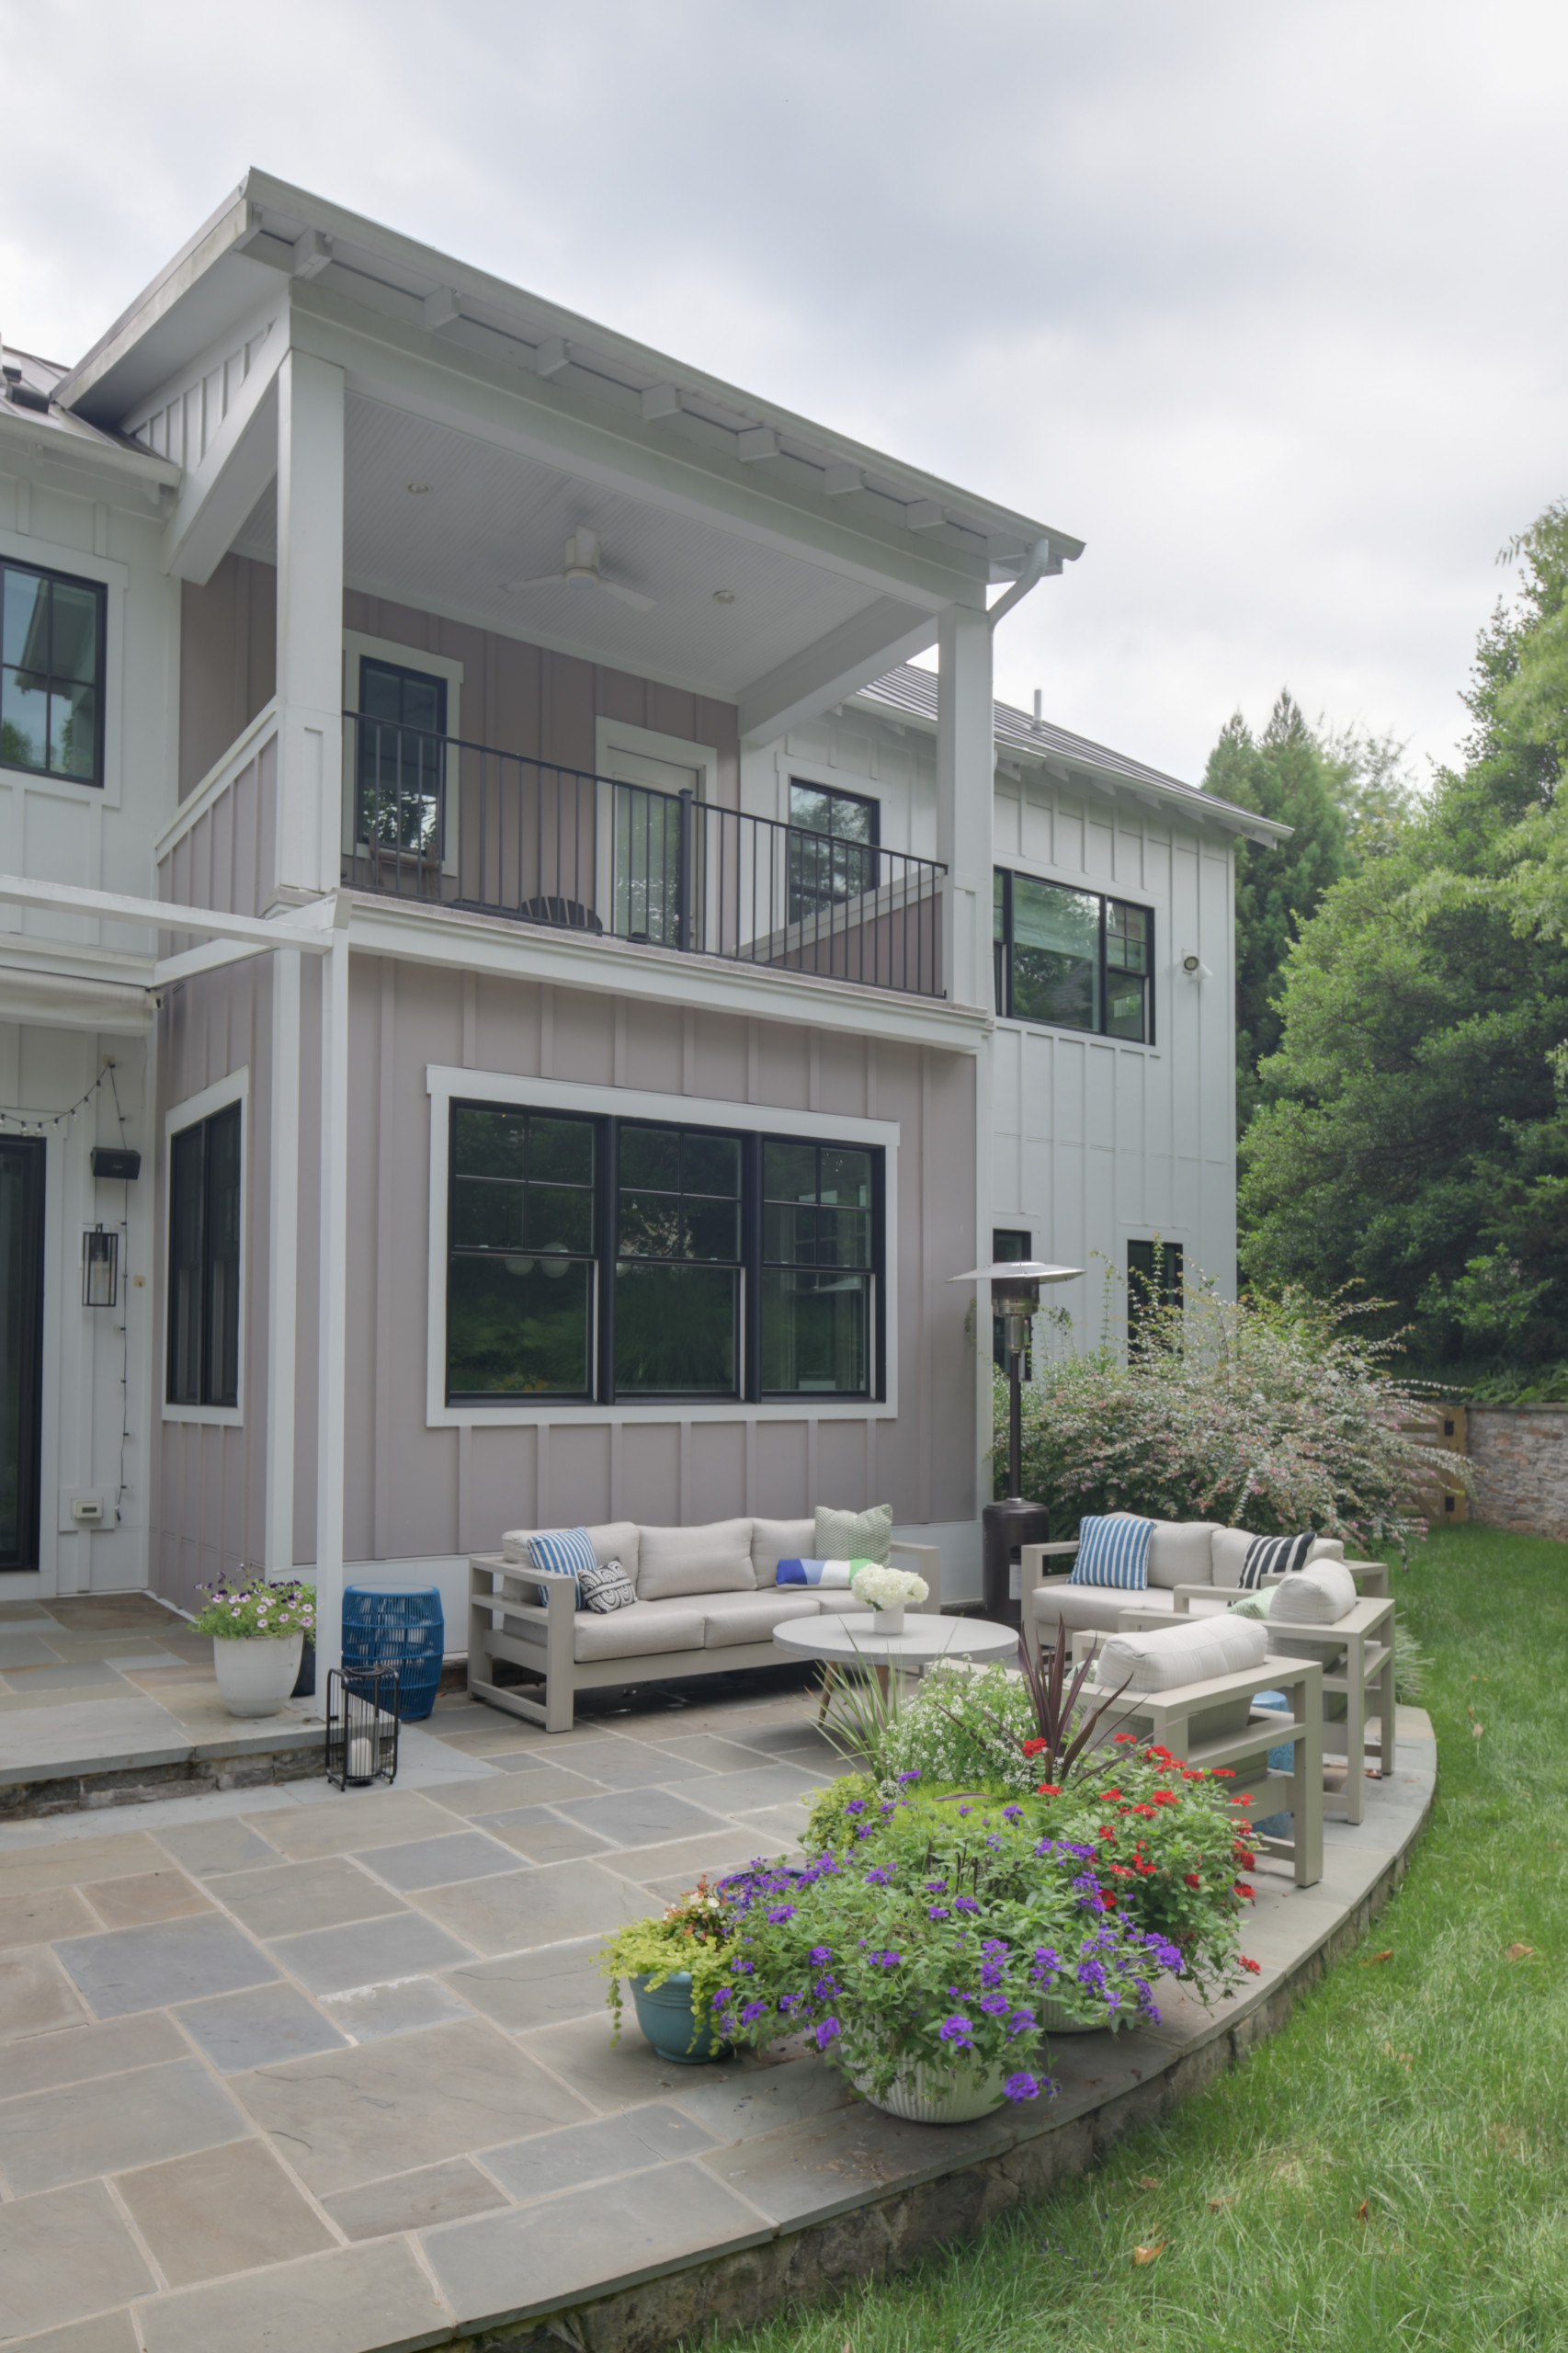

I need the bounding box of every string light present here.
[0,1060,121,1139]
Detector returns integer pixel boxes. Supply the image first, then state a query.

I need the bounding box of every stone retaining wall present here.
[1465,1404,1568,1541]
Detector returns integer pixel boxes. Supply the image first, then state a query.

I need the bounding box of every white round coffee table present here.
[774,1611,1017,1696]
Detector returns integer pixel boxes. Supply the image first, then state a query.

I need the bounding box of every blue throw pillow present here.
[1067,1514,1153,1591]
[527,1526,598,1608]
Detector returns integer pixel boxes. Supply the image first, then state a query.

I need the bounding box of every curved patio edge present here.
[451,1711,1437,2353]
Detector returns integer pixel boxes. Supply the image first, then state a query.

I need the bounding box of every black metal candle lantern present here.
[326,1666,401,1790]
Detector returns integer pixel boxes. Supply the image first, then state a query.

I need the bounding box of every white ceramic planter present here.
[873,1603,905,1636]
[855,2055,1008,2123]
[212,1632,304,1720]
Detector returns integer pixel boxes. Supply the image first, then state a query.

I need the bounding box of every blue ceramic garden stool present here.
[341,1586,444,1721]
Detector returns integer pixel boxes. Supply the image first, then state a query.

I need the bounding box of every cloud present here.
[5,0,1563,779]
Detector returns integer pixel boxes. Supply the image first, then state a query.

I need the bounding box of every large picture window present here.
[167,1102,242,1409]
[994,870,1153,1043]
[1,560,107,787]
[445,1103,883,1404]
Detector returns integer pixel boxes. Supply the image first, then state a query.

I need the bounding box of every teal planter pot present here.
[630,1971,732,2063]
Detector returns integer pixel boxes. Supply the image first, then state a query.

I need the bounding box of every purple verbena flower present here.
[815,2017,841,2049]
[937,2015,974,2047]
[1004,2070,1043,2101]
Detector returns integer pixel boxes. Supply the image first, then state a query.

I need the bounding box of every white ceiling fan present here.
[506,529,655,610]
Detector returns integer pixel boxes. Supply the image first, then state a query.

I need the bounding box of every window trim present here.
[786,776,881,926]
[994,866,1157,1047]
[162,1070,248,1428]
[0,552,109,792]
[426,1065,900,1427]
[341,632,464,870]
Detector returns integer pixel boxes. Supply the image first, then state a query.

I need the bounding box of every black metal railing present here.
[343,712,946,997]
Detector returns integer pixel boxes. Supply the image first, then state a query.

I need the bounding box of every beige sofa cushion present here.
[698,1592,822,1649]
[573,1600,705,1662]
[1269,1558,1358,1624]
[1099,1612,1268,1690]
[501,1521,641,1579]
[1029,1578,1176,1636]
[750,1518,816,1589]
[635,1518,756,1602]
[1143,1519,1225,1590]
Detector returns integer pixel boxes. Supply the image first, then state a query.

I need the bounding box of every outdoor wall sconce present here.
[81,1225,119,1308]
[326,1666,401,1790]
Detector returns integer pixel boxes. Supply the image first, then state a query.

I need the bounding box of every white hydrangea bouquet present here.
[849,1561,928,1634]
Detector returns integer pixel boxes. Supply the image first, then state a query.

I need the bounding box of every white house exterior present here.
[0,173,1282,1654]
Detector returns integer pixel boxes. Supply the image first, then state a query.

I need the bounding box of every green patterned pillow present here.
[814,1503,892,1565]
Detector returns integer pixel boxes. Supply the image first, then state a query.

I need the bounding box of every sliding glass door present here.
[0,1141,44,1572]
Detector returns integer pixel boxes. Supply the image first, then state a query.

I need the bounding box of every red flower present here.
[1114,1732,1139,1744]
[1231,1797,1253,1808]
[1184,1871,1201,1889]
[1098,1894,1118,1911]
[1036,1783,1063,1797]
[1099,1788,1123,1801]
[1212,1768,1235,1779]
[1240,1956,1262,1974]
[1234,1881,1256,1899]
[1022,1737,1049,1756]
[1233,1847,1256,1868]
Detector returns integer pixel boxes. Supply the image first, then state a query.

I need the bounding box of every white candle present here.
[347,1734,374,1779]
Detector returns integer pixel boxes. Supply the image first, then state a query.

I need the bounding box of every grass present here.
[706,1526,1568,2353]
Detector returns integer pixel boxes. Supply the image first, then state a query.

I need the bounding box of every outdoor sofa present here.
[468,1516,942,1733]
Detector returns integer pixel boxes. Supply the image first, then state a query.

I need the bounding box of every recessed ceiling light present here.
[406,483,430,495]
[712,588,735,603]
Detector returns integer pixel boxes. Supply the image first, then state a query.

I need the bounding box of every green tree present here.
[1204,692,1351,1131]
[1240,502,1568,1372]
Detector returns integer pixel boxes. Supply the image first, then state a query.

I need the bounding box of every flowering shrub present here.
[713,1795,1194,2107]
[597,1879,743,2047]
[849,1563,929,1610]
[1002,1269,1463,1553]
[879,1663,1042,1795]
[190,1579,315,1641]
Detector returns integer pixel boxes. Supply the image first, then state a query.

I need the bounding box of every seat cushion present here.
[1269,1558,1358,1625]
[750,1518,815,1588]
[1208,1528,1256,1588]
[1099,1613,1268,1690]
[1143,1520,1225,1590]
[635,1519,756,1603]
[814,1587,875,1617]
[572,1600,706,1662]
[697,1592,823,1649]
[1029,1579,1176,1635]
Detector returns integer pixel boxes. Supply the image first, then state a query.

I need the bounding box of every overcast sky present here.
[6,0,1564,784]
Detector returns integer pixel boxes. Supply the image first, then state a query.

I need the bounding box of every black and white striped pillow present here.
[1239,1532,1316,1590]
[579,1558,637,1613]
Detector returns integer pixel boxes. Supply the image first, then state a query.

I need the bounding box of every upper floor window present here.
[994,869,1153,1043]
[1,561,107,787]
[167,1103,242,1409]
[789,780,879,923]
[445,1103,883,1404]
[356,656,447,856]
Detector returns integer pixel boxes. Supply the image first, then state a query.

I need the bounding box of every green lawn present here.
[710,1526,1568,2353]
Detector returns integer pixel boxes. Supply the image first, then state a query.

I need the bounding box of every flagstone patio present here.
[0,1654,1437,2353]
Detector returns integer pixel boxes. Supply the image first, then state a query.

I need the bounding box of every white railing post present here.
[314,926,350,1685]
[275,349,346,898]
[266,946,301,1583]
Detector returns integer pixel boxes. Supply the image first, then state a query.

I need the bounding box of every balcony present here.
[341,711,946,998]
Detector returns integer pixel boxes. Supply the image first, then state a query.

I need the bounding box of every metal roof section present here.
[55,170,1082,585]
[854,665,1291,845]
[0,343,181,496]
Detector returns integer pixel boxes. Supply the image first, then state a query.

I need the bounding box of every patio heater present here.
[949,1258,1082,1627]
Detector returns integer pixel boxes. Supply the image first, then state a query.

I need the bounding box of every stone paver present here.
[0,1615,1437,2353]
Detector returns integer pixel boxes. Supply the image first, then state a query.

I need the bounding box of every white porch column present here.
[935,604,996,1516]
[935,604,995,1012]
[265,947,301,1579]
[275,350,346,897]
[314,928,350,1684]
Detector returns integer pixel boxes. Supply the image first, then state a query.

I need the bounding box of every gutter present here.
[986,536,1068,631]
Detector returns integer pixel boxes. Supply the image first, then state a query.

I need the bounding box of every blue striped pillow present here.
[527,1526,598,1607]
[1067,1514,1154,1591]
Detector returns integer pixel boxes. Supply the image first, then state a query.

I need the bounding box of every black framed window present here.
[761,1142,875,1395]
[991,1226,1031,1373]
[448,1108,597,1400]
[788,780,880,923]
[1127,1239,1183,1347]
[1,560,107,786]
[357,657,447,856]
[994,870,1153,1043]
[445,1104,883,1403]
[167,1103,242,1409]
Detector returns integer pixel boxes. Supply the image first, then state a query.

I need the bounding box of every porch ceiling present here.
[232,393,903,701]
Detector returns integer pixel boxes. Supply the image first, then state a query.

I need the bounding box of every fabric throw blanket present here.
[776,1557,872,1587]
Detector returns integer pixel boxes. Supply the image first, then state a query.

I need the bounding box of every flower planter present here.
[853,2055,1009,2123]
[872,1603,905,1636]
[629,1971,732,2064]
[211,1632,304,1720]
